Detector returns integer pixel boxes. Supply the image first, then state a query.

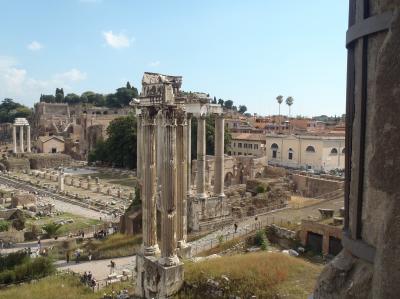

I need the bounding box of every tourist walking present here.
[109,260,115,274]
[234,223,238,233]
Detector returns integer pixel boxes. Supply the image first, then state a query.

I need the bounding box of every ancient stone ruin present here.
[134,72,224,298]
[314,1,400,298]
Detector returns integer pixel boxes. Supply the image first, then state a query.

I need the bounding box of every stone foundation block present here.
[136,254,184,298]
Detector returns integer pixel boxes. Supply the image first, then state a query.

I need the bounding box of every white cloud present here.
[27,41,43,51]
[102,30,132,49]
[54,68,87,82]
[149,61,160,67]
[0,56,87,106]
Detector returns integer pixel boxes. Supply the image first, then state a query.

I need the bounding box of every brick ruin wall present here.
[291,173,344,198]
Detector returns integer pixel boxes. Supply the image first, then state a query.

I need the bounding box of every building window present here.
[244,144,247,148]
[249,144,253,149]
[271,143,279,149]
[51,148,57,153]
[330,148,338,155]
[272,150,277,158]
[254,144,258,150]
[306,145,316,153]
[233,142,236,147]
[238,152,242,155]
[288,148,293,160]
[238,143,242,148]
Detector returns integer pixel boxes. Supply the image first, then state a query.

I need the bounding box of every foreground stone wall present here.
[314,2,400,298]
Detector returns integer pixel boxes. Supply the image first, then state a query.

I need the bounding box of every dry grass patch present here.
[0,274,132,299]
[83,233,141,259]
[290,196,320,208]
[182,251,322,299]
[196,236,245,257]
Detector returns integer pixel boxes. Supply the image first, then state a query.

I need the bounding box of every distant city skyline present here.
[0,1,347,117]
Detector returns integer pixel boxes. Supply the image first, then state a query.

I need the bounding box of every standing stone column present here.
[176,110,188,248]
[187,115,192,196]
[156,112,163,200]
[58,172,64,192]
[160,108,179,266]
[26,125,31,153]
[12,125,17,153]
[196,115,207,198]
[141,107,159,256]
[19,126,24,153]
[214,115,225,197]
[136,113,142,180]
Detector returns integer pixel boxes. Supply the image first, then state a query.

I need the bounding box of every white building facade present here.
[266,134,345,171]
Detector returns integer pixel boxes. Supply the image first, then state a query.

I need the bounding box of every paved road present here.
[189,196,344,251]
[0,175,111,220]
[55,255,136,282]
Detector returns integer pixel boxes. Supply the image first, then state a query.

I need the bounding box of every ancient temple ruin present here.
[12,118,31,154]
[134,72,224,298]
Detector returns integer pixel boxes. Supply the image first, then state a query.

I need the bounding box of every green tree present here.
[276,95,283,132]
[55,88,64,103]
[89,114,137,169]
[64,93,80,105]
[0,99,32,123]
[40,94,56,103]
[218,99,224,106]
[285,96,294,118]
[224,100,234,109]
[238,105,247,114]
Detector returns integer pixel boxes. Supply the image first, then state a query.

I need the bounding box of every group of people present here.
[81,271,96,288]
[94,229,108,240]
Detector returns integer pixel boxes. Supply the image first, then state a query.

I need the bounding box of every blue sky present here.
[0,0,348,116]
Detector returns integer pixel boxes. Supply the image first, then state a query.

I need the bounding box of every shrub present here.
[11,214,25,231]
[256,185,266,194]
[0,220,9,232]
[254,230,269,251]
[0,270,16,284]
[0,251,29,271]
[0,257,54,284]
[42,223,62,238]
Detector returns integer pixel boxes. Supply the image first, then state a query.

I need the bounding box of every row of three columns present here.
[140,106,188,266]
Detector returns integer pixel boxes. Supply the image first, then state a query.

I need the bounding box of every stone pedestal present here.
[136,254,184,299]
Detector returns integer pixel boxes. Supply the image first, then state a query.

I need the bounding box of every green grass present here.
[181,252,322,299]
[83,233,142,259]
[0,273,133,299]
[26,212,102,237]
